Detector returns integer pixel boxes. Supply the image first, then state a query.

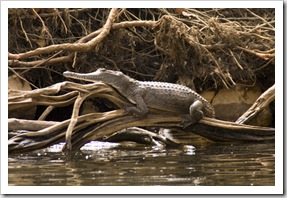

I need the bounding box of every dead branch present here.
[236,84,275,124]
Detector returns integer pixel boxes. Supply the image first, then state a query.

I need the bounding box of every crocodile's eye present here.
[115,71,123,76]
[99,68,106,71]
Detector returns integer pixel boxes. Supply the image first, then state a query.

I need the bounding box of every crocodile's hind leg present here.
[181,100,204,128]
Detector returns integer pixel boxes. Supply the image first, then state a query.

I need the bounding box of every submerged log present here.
[8,81,275,154]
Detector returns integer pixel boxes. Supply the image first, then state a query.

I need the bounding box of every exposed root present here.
[8,8,274,91]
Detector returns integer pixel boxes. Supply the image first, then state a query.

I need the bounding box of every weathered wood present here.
[8,118,59,131]
[236,84,275,124]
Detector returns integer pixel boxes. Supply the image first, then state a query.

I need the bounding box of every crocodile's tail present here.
[203,103,215,118]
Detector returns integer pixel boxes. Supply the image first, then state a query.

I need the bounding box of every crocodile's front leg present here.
[182,100,204,127]
[124,94,149,117]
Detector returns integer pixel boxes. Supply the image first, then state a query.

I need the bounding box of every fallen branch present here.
[236,84,275,124]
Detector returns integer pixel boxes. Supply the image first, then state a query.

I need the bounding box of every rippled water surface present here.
[8,135,274,186]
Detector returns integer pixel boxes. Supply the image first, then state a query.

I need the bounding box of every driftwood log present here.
[8,81,275,153]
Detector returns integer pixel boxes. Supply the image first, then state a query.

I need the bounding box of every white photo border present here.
[1,1,283,195]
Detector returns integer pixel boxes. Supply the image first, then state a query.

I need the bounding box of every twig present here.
[32,8,54,45]
[229,49,244,70]
[8,54,73,68]
[55,8,68,34]
[19,18,33,48]
[236,46,275,60]
[38,106,56,120]
[8,67,38,89]
[245,8,274,29]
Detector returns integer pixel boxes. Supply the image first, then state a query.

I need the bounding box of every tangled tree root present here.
[8,8,274,90]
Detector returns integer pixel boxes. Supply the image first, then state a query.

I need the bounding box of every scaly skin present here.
[63,68,215,125]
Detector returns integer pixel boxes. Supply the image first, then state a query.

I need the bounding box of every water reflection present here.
[8,140,274,186]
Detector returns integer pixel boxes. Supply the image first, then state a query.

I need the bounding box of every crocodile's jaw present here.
[64,68,127,83]
[63,71,98,82]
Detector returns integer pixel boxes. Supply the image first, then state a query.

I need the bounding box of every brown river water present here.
[8,133,274,186]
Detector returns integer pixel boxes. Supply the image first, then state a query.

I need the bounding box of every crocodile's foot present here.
[181,115,193,128]
[181,110,203,128]
[124,103,148,118]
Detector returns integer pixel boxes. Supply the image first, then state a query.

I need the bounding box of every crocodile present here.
[63,68,215,125]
